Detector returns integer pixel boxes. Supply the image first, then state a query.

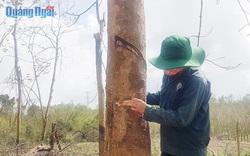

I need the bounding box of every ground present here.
[6,139,250,156]
[59,139,250,156]
[208,139,250,156]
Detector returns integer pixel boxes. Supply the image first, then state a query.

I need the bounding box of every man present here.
[131,35,211,156]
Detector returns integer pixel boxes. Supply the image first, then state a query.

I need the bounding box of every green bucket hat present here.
[149,35,205,70]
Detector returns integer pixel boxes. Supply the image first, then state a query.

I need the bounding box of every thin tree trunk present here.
[55,124,62,150]
[106,0,151,155]
[12,1,22,155]
[13,21,22,147]
[236,121,240,156]
[95,30,106,156]
[49,123,56,150]
[94,0,106,155]
[41,29,60,142]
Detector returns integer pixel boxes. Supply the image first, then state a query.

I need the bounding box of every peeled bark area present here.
[106,0,151,155]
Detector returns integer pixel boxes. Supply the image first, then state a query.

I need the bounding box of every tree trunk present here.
[41,28,60,142]
[94,32,106,155]
[13,1,21,154]
[236,121,240,156]
[94,0,106,155]
[106,0,151,155]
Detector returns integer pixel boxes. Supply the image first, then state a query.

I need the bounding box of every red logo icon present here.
[46,6,54,10]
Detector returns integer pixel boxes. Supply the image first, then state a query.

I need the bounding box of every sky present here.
[0,0,250,109]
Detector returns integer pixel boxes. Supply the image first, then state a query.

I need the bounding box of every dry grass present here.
[60,139,250,156]
[2,139,250,156]
[208,139,250,156]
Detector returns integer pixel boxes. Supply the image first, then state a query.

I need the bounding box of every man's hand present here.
[130,98,147,114]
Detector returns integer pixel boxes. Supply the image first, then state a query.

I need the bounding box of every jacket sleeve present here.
[143,77,211,127]
[146,92,160,105]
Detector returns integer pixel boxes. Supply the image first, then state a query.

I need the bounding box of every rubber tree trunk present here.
[94,0,106,155]
[106,0,151,155]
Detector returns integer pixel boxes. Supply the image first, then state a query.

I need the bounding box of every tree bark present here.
[106,0,151,155]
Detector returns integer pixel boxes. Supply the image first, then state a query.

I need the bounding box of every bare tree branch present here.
[205,58,241,70]
[65,1,96,27]
[197,0,203,46]
[190,27,213,38]
[0,27,13,48]
[237,0,250,34]
[19,26,47,116]
[0,1,37,48]
[192,0,213,45]
[0,16,8,27]
[194,0,241,70]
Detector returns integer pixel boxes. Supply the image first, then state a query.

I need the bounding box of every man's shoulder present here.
[185,68,209,84]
